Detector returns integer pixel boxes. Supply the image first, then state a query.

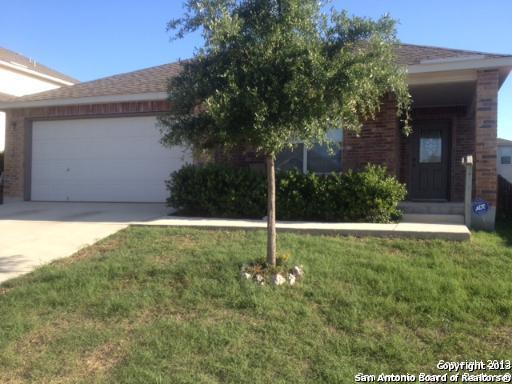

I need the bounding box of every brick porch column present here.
[473,69,499,230]
[3,110,26,200]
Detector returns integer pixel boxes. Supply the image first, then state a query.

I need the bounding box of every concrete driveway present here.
[0,201,169,284]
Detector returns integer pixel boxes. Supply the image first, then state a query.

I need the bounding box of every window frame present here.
[276,129,343,174]
[501,155,512,165]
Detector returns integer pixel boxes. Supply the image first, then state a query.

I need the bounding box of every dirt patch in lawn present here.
[81,342,125,377]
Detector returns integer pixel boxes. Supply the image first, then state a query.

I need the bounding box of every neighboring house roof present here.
[498,138,512,146]
[0,92,15,102]
[0,47,79,84]
[1,44,511,108]
[2,62,181,104]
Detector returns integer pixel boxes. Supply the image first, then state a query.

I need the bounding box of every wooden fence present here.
[497,175,512,217]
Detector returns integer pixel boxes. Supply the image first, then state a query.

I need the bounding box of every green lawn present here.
[1,222,511,383]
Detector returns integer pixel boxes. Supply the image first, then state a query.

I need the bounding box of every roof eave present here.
[408,56,512,89]
[407,56,512,74]
[0,92,168,110]
[2,56,512,110]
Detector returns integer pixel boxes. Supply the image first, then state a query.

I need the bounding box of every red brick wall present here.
[474,69,499,205]
[5,96,485,205]
[341,101,475,202]
[454,114,476,201]
[213,147,265,172]
[4,100,170,198]
[342,96,401,176]
[205,99,476,204]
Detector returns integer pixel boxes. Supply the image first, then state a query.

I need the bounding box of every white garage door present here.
[31,116,191,202]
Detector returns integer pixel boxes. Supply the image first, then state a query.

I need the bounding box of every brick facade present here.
[474,69,499,206]
[342,96,401,175]
[3,83,498,208]
[3,100,170,199]
[341,101,476,203]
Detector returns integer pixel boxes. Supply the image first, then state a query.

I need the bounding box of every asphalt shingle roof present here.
[0,92,15,102]
[3,44,511,105]
[395,43,510,65]
[0,47,79,84]
[5,62,182,103]
[498,138,512,146]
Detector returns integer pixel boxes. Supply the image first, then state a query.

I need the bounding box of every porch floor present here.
[134,216,471,241]
[401,214,464,225]
[399,201,464,215]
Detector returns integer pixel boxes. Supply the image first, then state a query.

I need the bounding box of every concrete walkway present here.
[0,201,170,284]
[0,201,470,285]
[135,216,471,241]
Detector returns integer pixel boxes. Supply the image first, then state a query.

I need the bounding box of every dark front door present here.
[409,120,450,200]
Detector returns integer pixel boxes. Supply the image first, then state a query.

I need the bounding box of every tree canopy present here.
[159,0,411,156]
[160,0,412,266]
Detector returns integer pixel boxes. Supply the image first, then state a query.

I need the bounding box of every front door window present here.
[419,131,442,163]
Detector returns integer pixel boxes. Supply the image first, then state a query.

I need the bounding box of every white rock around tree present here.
[291,265,304,278]
[272,273,286,286]
[240,263,304,287]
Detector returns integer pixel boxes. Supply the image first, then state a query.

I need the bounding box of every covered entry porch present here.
[343,62,511,230]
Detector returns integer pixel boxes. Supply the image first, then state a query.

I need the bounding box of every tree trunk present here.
[266,155,277,267]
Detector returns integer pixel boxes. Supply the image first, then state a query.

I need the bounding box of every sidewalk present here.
[134,216,471,241]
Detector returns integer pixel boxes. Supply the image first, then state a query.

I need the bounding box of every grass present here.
[0,221,512,383]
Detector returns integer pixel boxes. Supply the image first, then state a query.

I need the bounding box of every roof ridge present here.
[67,61,183,88]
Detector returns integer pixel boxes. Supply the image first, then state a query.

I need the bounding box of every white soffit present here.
[408,56,512,74]
[407,70,477,86]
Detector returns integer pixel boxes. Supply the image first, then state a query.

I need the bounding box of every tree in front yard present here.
[159,0,411,267]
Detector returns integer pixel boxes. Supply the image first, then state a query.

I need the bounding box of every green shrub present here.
[167,163,406,222]
[167,164,267,218]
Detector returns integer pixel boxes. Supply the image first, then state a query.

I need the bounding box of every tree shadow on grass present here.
[495,216,512,247]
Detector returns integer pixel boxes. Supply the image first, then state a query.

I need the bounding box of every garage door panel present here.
[32,181,169,202]
[31,116,190,202]
[33,119,162,139]
[32,158,184,181]
[33,139,188,161]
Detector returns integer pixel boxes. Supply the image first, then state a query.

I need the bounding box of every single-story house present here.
[0,44,510,229]
[498,138,512,183]
[0,47,78,152]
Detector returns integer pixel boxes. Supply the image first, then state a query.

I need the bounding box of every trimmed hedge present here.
[167,164,406,223]
[168,164,267,219]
